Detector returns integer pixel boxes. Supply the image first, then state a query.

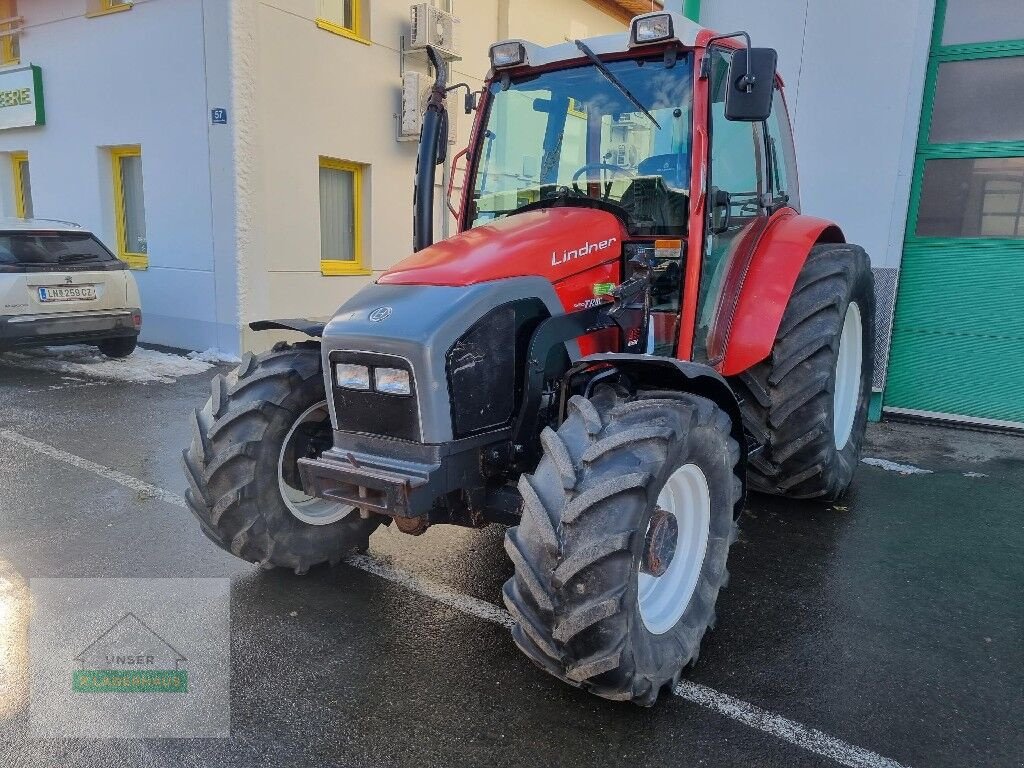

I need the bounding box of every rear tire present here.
[503,386,741,705]
[97,335,137,358]
[182,342,384,573]
[732,243,875,500]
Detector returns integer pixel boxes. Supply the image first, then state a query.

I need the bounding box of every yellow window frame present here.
[111,145,147,270]
[0,0,20,65]
[11,151,29,218]
[315,0,369,45]
[319,156,369,276]
[87,0,133,18]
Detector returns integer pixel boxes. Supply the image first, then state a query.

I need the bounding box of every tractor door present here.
[693,47,770,362]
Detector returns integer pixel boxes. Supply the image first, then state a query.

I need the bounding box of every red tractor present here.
[184,11,873,705]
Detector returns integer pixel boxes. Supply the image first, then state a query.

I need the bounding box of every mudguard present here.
[712,211,844,377]
[570,352,747,517]
[249,318,326,338]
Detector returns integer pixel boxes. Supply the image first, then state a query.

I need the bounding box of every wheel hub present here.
[640,507,678,577]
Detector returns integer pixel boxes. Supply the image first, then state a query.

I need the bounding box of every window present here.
[87,0,133,17]
[916,157,1024,238]
[11,151,31,218]
[929,57,1024,144]
[764,88,800,211]
[316,0,367,43]
[111,146,147,269]
[319,157,368,276]
[0,0,21,65]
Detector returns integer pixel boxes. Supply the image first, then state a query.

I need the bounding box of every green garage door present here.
[886,0,1024,426]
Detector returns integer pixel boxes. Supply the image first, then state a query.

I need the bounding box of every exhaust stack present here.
[413,46,449,252]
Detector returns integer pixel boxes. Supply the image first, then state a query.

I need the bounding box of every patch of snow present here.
[0,344,214,384]
[963,471,988,478]
[186,348,241,365]
[861,457,933,475]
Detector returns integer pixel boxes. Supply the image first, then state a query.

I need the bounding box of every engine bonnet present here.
[378,207,625,287]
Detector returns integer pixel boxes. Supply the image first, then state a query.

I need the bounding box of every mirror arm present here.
[699,30,754,84]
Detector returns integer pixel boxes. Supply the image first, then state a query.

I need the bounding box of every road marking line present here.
[0,429,186,509]
[0,428,911,768]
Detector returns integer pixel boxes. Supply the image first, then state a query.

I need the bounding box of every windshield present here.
[468,55,693,236]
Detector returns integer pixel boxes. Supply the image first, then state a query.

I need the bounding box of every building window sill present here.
[122,255,148,270]
[315,18,371,46]
[321,260,371,276]
[86,4,133,19]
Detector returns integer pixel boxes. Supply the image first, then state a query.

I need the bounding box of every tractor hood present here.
[378,207,626,287]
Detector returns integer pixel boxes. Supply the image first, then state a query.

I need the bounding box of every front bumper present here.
[297,430,504,519]
[0,309,141,350]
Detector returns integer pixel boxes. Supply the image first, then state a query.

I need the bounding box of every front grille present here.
[329,351,421,442]
[447,299,548,439]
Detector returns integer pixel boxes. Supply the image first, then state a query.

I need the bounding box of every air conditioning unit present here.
[399,70,457,144]
[409,3,460,59]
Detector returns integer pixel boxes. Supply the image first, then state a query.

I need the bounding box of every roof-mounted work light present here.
[631,13,674,45]
[490,41,527,69]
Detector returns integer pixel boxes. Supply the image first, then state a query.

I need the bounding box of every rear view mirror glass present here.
[725,48,777,122]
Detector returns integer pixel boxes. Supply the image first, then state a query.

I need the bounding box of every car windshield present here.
[468,54,693,236]
[0,232,116,266]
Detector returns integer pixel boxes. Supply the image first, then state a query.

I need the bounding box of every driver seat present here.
[619,153,690,235]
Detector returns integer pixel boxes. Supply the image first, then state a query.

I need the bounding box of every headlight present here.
[633,14,673,44]
[490,41,526,69]
[374,367,411,396]
[334,363,370,390]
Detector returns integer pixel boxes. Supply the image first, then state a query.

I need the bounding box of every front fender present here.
[571,353,747,517]
[249,318,326,338]
[711,211,844,377]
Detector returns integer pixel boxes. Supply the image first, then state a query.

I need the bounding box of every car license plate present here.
[38,285,98,302]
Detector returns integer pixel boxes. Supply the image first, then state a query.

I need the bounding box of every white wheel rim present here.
[638,463,711,635]
[278,401,355,526]
[833,302,863,450]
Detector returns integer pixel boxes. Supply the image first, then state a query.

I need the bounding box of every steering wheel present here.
[571,163,632,201]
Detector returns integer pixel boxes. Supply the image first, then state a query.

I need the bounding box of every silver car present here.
[0,219,142,358]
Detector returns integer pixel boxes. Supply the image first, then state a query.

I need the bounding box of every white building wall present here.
[236,0,626,351]
[0,0,238,353]
[700,0,935,269]
[700,0,936,385]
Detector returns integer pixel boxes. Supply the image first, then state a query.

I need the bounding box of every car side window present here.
[764,87,800,211]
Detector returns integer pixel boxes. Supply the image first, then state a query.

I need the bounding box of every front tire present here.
[503,387,742,705]
[182,342,384,573]
[732,243,875,500]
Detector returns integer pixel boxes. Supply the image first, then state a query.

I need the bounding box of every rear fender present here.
[249,318,326,338]
[712,212,844,377]
[566,352,747,517]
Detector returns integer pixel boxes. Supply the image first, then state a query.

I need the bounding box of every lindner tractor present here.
[184,10,874,705]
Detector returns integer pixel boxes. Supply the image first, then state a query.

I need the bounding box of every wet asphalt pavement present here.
[0,357,1021,767]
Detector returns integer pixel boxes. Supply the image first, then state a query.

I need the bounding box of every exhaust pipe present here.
[413,46,449,252]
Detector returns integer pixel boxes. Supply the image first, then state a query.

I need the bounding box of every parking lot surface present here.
[0,354,1020,767]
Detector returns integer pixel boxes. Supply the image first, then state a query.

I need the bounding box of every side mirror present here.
[725,48,777,122]
[465,90,479,115]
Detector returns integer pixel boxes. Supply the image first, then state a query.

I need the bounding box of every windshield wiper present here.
[57,253,100,263]
[574,40,661,130]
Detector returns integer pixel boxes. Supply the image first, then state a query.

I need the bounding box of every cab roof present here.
[495,12,709,71]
